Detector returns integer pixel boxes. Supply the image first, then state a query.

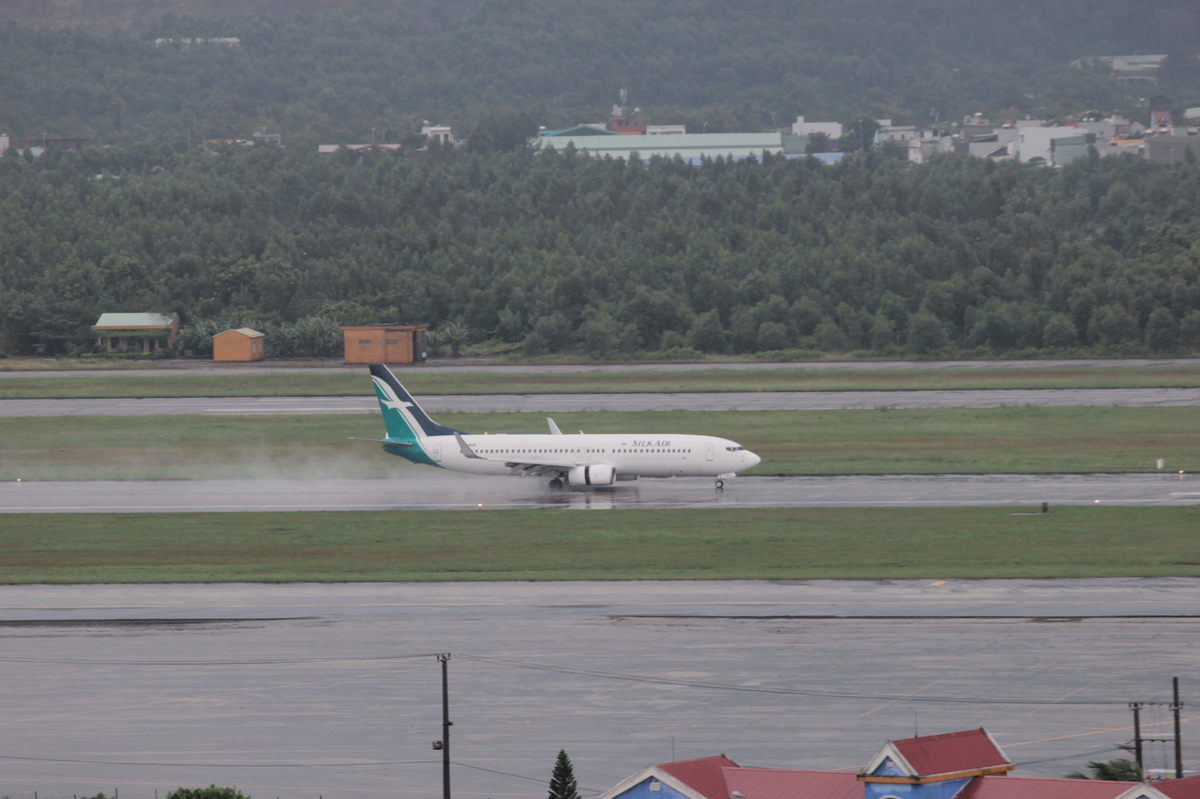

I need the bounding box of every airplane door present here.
[705,443,714,461]
[431,442,442,462]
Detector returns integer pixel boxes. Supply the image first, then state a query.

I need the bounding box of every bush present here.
[1145,308,1179,351]
[1180,310,1200,351]
[168,787,251,799]
[1042,313,1079,348]
[907,312,948,354]
[814,319,847,352]
[756,321,790,351]
[686,310,726,353]
[1088,305,1140,346]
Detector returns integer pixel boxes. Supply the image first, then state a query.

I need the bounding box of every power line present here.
[453,654,1137,707]
[451,760,605,795]
[455,734,627,781]
[0,753,438,768]
[1012,746,1124,767]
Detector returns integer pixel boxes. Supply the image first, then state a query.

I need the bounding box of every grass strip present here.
[1,407,1198,480]
[2,365,1200,399]
[1,506,1197,583]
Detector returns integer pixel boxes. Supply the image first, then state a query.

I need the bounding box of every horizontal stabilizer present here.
[348,437,412,448]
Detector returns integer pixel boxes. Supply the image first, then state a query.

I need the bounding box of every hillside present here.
[0,0,1197,144]
[0,0,380,34]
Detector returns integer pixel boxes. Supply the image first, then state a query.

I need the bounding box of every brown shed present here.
[213,328,265,362]
[342,323,428,364]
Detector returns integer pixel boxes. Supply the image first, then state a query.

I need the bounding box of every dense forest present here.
[1,0,1199,145]
[1,144,1198,358]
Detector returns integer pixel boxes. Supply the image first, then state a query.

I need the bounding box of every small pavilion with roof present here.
[92,313,180,355]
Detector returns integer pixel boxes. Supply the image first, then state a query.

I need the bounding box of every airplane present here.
[357,364,761,489]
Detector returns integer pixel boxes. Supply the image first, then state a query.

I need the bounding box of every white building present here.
[791,116,843,141]
[421,125,458,145]
[529,132,783,162]
[646,125,687,136]
[1012,126,1087,164]
[907,136,953,164]
[967,128,1020,159]
[875,125,918,145]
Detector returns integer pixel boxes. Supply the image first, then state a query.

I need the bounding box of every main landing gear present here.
[549,478,564,490]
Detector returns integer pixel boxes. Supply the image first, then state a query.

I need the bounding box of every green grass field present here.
[1,506,1196,583]
[3,364,1200,398]
[2,406,1198,480]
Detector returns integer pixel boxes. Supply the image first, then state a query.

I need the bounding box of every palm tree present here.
[1066,759,1142,781]
[438,321,470,358]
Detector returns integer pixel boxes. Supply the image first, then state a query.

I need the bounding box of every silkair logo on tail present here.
[368,364,466,440]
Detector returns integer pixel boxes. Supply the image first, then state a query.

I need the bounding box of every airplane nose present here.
[745,451,761,468]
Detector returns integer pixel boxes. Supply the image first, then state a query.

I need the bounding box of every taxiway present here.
[3,387,1200,416]
[2,473,1198,512]
[0,580,1196,798]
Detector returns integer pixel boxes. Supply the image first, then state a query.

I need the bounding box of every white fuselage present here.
[431,432,758,478]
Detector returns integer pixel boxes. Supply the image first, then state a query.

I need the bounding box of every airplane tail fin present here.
[368,364,465,440]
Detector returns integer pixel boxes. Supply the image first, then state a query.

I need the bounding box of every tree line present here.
[0,142,1198,359]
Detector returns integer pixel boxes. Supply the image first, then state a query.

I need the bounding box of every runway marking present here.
[16,673,381,724]
[930,581,947,586]
[1005,714,1198,747]
[16,680,319,723]
[591,679,636,697]
[856,679,948,718]
[1024,673,1126,716]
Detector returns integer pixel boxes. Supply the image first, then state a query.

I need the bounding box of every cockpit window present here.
[725,446,745,451]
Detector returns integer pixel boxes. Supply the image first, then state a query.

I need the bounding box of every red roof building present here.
[959,776,1146,799]
[598,731,1200,799]
[862,728,1013,782]
[724,767,860,799]
[1156,777,1200,799]
[658,756,740,799]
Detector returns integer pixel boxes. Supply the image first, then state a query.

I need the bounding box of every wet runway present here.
[3,473,1198,512]
[0,580,1196,798]
[4,387,1200,416]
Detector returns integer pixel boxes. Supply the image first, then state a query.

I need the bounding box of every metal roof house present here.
[530,132,784,163]
[598,728,1200,799]
[92,313,179,355]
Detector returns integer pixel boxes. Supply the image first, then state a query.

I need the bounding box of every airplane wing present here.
[547,417,563,435]
[452,433,586,475]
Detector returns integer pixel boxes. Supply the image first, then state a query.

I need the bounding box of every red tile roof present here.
[958,775,1137,799]
[1157,775,1200,799]
[890,728,1010,776]
[723,767,860,799]
[658,755,739,799]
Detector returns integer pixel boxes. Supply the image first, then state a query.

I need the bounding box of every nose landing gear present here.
[715,479,724,490]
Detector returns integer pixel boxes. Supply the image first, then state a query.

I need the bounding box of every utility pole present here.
[1174,676,1184,779]
[1131,703,1144,776]
[439,654,452,799]
[1121,679,1185,779]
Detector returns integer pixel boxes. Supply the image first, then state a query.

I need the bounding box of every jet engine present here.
[568,464,616,486]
